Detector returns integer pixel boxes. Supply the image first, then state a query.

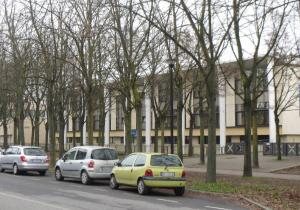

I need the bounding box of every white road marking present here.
[93,188,107,192]
[29,178,41,181]
[0,191,69,210]
[204,206,232,210]
[157,198,179,203]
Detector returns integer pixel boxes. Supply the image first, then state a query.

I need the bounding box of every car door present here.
[73,149,87,178]
[115,154,137,185]
[1,147,12,169]
[131,155,147,186]
[61,149,77,177]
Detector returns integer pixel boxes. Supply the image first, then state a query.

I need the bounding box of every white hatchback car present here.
[55,146,119,185]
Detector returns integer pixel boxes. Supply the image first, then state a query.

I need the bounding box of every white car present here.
[55,146,119,185]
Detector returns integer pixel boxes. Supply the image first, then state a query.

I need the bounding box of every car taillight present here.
[182,170,186,178]
[88,160,94,168]
[20,155,27,162]
[144,169,153,177]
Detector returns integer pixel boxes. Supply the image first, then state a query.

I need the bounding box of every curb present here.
[187,189,271,210]
[270,164,300,173]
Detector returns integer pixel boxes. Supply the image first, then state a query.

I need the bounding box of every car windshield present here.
[24,148,46,156]
[150,155,182,167]
[91,149,118,160]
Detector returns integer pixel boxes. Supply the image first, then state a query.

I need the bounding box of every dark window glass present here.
[134,155,146,167]
[150,155,182,167]
[65,150,77,160]
[24,148,46,156]
[121,155,136,167]
[91,149,118,160]
[75,150,87,160]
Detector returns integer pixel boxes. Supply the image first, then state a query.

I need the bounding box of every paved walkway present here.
[183,154,300,180]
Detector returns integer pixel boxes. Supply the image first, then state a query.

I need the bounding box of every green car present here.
[110,153,186,196]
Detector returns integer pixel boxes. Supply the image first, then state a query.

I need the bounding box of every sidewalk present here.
[184,154,300,181]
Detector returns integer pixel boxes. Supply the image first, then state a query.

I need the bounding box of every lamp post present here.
[167,59,175,154]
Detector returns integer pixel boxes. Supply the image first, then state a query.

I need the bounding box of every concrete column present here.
[145,91,151,153]
[104,91,110,147]
[219,78,226,154]
[267,59,276,143]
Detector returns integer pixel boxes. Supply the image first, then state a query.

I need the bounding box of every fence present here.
[263,143,300,156]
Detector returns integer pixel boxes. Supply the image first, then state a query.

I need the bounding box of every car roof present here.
[70,146,114,150]
[130,152,178,156]
[10,145,42,149]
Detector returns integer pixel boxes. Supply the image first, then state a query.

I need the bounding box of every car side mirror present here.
[115,161,122,167]
[62,155,68,162]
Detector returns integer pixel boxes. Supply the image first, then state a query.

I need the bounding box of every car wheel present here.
[13,164,19,175]
[39,171,47,176]
[55,167,64,181]
[81,171,91,185]
[137,179,149,195]
[0,165,4,173]
[174,187,185,196]
[110,175,119,189]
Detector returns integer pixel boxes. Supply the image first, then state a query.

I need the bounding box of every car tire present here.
[137,179,149,195]
[174,187,185,196]
[39,171,47,176]
[55,167,64,181]
[13,164,19,175]
[0,165,4,173]
[110,175,119,189]
[81,171,91,185]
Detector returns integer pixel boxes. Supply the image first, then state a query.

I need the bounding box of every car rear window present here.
[150,155,182,167]
[91,149,118,160]
[24,148,46,156]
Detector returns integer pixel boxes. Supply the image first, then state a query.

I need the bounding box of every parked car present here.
[0,146,49,176]
[110,153,186,196]
[55,146,119,185]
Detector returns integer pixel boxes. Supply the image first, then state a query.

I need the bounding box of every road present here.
[0,171,247,210]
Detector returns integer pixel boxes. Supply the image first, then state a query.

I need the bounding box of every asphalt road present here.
[0,171,247,210]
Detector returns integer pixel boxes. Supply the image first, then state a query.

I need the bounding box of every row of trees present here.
[0,0,299,183]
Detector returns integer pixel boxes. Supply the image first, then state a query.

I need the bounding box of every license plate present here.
[99,166,112,173]
[31,159,42,163]
[160,172,175,177]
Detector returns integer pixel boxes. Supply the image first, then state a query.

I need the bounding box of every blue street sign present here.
[131,129,137,138]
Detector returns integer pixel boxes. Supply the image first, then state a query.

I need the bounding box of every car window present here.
[91,149,118,160]
[150,155,182,167]
[121,155,137,167]
[11,148,19,155]
[24,148,46,156]
[5,148,13,155]
[75,149,87,160]
[66,150,77,160]
[104,149,118,160]
[134,155,146,167]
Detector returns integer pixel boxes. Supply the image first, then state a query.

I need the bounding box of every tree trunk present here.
[18,111,25,145]
[72,117,77,147]
[206,63,217,183]
[161,121,165,153]
[252,110,259,168]
[177,83,183,162]
[45,122,49,152]
[136,103,143,152]
[13,117,18,145]
[79,111,85,146]
[87,96,94,145]
[124,109,132,155]
[48,88,56,167]
[31,125,35,146]
[3,120,8,149]
[200,96,205,164]
[58,111,65,158]
[188,113,194,157]
[243,87,252,177]
[34,106,40,146]
[275,114,281,160]
[154,119,159,153]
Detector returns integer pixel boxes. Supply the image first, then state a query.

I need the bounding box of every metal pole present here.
[169,63,174,154]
